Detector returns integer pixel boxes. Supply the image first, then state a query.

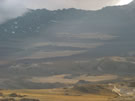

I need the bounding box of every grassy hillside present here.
[0,79,135,101]
[0,88,114,101]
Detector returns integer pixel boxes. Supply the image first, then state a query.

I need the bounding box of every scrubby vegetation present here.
[20,98,39,101]
[0,98,16,101]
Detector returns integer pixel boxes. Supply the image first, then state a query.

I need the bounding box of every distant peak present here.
[125,0,135,8]
[117,0,134,5]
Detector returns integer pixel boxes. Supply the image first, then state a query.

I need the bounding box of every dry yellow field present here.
[28,74,118,84]
[0,88,114,101]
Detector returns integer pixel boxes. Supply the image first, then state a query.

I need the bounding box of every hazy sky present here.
[0,0,133,23]
[22,0,119,10]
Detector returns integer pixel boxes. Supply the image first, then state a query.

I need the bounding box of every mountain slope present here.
[0,1,135,61]
[0,1,135,88]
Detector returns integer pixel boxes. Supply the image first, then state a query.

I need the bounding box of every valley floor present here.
[0,89,113,101]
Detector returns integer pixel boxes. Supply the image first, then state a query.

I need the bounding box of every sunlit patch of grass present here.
[0,88,114,101]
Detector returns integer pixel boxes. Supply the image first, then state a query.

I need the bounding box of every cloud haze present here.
[0,0,27,24]
[0,0,132,24]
